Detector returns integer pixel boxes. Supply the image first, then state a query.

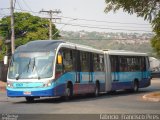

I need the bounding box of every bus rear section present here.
[104,50,151,92]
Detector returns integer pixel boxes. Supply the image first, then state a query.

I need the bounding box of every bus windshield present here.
[8,52,55,79]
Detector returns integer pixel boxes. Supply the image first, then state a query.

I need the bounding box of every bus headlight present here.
[7,82,13,88]
[43,81,52,87]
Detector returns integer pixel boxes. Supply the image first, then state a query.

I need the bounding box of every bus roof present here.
[15,40,147,56]
[60,41,103,54]
[15,40,65,53]
[15,40,103,54]
[103,50,148,56]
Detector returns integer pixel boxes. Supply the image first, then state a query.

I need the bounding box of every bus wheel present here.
[65,85,73,100]
[25,97,34,103]
[95,83,100,97]
[133,81,139,92]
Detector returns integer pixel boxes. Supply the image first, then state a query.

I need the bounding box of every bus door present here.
[73,50,81,94]
[141,57,147,80]
[89,53,94,92]
[110,55,119,90]
[89,53,94,83]
[141,57,149,80]
[113,72,119,81]
[79,52,93,93]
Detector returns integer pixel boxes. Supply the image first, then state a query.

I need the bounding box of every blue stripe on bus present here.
[13,82,44,88]
[111,78,151,90]
[7,83,65,97]
[112,71,150,82]
[7,83,105,97]
[7,72,106,97]
[55,72,105,87]
[111,81,133,90]
[7,71,150,97]
[7,88,55,97]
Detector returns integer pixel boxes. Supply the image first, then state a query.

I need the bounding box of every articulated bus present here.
[7,40,151,102]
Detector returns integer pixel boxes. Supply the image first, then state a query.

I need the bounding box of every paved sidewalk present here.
[0,80,6,93]
[143,91,160,102]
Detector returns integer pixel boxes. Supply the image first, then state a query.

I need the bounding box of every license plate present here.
[24,91,31,95]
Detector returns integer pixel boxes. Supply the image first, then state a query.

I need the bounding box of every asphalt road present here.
[0,79,160,115]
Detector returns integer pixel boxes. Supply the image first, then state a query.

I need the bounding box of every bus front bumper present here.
[7,87,55,97]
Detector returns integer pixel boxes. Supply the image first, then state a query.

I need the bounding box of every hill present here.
[60,31,154,56]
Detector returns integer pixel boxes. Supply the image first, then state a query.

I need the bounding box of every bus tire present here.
[133,80,139,92]
[65,83,73,100]
[95,82,100,97]
[25,97,34,103]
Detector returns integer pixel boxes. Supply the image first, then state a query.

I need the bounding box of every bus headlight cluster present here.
[43,81,52,87]
[7,82,13,88]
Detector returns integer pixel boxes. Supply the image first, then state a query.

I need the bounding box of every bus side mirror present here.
[4,56,8,65]
[57,55,62,64]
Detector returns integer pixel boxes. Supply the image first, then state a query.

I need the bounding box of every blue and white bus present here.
[7,40,151,102]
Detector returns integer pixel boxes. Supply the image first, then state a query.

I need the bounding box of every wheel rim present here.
[134,82,138,92]
[95,86,99,96]
[66,88,71,97]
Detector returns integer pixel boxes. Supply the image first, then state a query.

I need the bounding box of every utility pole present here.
[10,0,15,54]
[40,10,61,40]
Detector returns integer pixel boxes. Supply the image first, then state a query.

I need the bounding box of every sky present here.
[0,0,153,33]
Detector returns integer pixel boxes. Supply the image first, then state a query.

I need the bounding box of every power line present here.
[1,8,150,26]
[0,7,152,32]
[55,22,152,33]
[14,8,40,14]
[0,7,151,27]
[40,9,61,40]
[42,17,151,30]
[16,0,23,11]
[55,15,150,26]
[0,8,10,10]
[21,0,34,13]
[52,19,77,38]
[56,20,150,29]
[14,0,16,9]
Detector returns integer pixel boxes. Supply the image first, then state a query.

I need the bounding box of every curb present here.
[143,93,160,102]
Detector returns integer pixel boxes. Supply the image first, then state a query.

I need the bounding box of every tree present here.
[0,12,60,47]
[0,39,8,61]
[104,0,160,57]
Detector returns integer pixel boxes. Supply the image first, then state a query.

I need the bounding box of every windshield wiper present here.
[32,58,41,80]
[27,59,31,72]
[16,59,31,80]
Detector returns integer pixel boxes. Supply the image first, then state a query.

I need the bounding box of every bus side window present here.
[99,54,104,72]
[110,55,118,72]
[93,54,103,72]
[80,52,90,72]
[62,49,75,72]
